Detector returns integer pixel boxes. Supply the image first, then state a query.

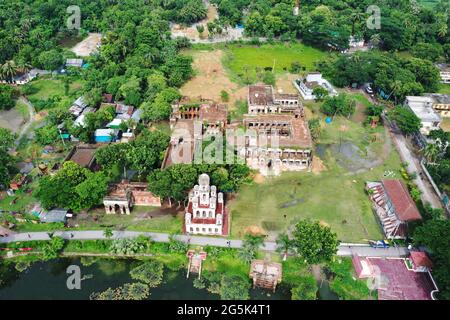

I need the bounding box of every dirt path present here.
[14,96,35,146]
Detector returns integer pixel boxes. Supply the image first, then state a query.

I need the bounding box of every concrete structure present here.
[239,112,313,176]
[0,69,48,86]
[103,180,161,215]
[186,249,207,279]
[185,174,225,236]
[247,85,303,115]
[66,59,83,68]
[405,96,442,135]
[249,260,282,292]
[293,73,338,101]
[423,93,450,118]
[349,35,365,48]
[436,63,450,84]
[39,209,69,223]
[171,97,228,136]
[163,98,227,169]
[366,180,422,239]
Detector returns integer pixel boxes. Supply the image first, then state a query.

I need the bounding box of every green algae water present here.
[0,258,291,300]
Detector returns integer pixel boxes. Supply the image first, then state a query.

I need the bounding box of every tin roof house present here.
[366,180,422,239]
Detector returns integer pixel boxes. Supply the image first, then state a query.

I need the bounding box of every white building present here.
[293,73,338,100]
[405,96,442,136]
[437,64,450,84]
[66,59,84,68]
[185,174,224,236]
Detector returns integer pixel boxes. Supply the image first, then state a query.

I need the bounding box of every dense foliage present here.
[148,163,251,204]
[211,0,449,52]
[34,161,109,211]
[318,51,442,104]
[292,219,339,264]
[413,219,450,300]
[0,128,16,189]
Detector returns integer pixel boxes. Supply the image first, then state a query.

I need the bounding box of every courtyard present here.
[229,114,404,243]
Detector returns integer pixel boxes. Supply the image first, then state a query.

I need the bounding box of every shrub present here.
[130,260,164,287]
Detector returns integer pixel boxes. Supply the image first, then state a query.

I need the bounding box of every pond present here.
[0,258,291,300]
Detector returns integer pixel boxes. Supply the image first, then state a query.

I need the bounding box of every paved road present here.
[388,125,442,208]
[0,230,409,258]
[14,96,35,146]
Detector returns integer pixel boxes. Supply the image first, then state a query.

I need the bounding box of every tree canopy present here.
[292,220,339,264]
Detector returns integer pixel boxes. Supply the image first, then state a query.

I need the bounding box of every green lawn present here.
[438,84,450,95]
[417,0,439,9]
[24,77,85,105]
[230,113,404,242]
[75,207,183,234]
[223,42,328,84]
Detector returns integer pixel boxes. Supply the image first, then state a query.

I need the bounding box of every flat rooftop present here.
[243,114,313,149]
[405,97,442,122]
[248,85,274,106]
[424,93,450,104]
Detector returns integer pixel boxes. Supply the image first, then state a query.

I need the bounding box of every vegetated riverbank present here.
[0,237,370,300]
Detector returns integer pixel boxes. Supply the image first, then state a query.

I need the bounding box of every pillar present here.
[125,205,131,215]
[110,205,115,214]
[105,204,110,215]
[119,205,124,215]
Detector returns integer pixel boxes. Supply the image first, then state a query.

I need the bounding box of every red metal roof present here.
[382,180,422,222]
[410,251,433,269]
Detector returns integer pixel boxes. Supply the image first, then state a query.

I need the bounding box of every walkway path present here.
[0,230,409,258]
[386,119,442,209]
[14,96,35,146]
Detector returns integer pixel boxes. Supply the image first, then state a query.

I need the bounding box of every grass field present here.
[74,207,183,234]
[438,84,450,95]
[25,77,84,100]
[223,42,328,84]
[229,109,403,242]
[441,118,450,132]
[417,0,439,9]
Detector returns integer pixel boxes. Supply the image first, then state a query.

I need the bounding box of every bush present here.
[220,275,251,300]
[291,275,317,300]
[130,260,164,287]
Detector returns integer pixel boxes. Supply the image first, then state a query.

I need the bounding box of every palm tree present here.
[424,143,439,164]
[350,12,365,35]
[1,60,18,82]
[17,61,31,74]
[370,34,381,48]
[276,233,293,261]
[387,80,402,104]
[103,228,114,239]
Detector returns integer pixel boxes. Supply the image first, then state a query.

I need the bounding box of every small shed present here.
[39,209,69,223]
[95,128,117,143]
[106,118,125,129]
[66,59,84,68]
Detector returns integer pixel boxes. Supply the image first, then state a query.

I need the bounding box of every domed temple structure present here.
[184,174,226,236]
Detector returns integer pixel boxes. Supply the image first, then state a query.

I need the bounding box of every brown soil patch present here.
[170,5,218,40]
[311,156,326,174]
[71,33,102,57]
[244,225,267,236]
[181,50,246,108]
[319,220,330,228]
[253,173,265,184]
